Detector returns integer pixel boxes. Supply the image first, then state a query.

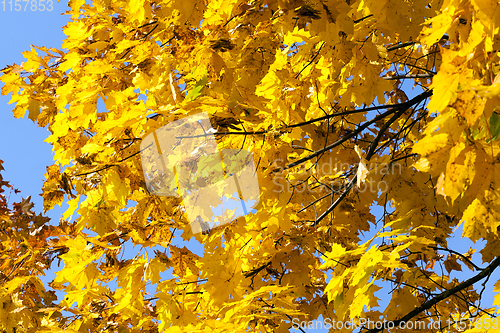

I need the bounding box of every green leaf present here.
[487,112,500,143]
[186,75,208,101]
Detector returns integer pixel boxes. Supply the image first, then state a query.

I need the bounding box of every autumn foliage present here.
[2,0,500,332]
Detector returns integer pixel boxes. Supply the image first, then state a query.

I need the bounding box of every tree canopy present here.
[2,0,500,332]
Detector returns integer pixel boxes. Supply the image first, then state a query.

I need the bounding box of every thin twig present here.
[386,41,416,52]
[383,73,434,80]
[429,246,483,271]
[366,255,500,333]
[286,90,433,170]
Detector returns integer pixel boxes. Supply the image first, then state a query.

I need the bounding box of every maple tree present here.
[2,0,500,331]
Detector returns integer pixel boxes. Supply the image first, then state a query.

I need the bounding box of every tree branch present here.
[386,41,416,52]
[383,73,434,80]
[73,151,141,177]
[175,130,266,139]
[366,254,500,333]
[353,14,374,24]
[430,246,483,272]
[295,42,325,79]
[312,176,356,226]
[286,90,433,170]
[308,90,432,226]
[171,92,434,140]
[287,100,409,129]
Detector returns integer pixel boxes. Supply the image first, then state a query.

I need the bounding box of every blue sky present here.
[0,4,498,333]
[0,2,69,216]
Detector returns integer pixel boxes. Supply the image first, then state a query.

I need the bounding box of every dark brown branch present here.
[160,36,175,48]
[312,176,355,226]
[175,130,266,139]
[286,90,433,170]
[142,24,158,40]
[384,277,435,296]
[174,279,208,285]
[312,107,398,226]
[316,247,349,267]
[383,73,434,80]
[260,298,306,333]
[310,90,432,225]
[403,63,437,74]
[353,14,374,24]
[73,85,431,181]
[177,94,434,139]
[298,192,334,213]
[366,255,500,333]
[386,41,416,52]
[390,153,417,163]
[134,19,159,31]
[73,151,141,177]
[365,96,419,159]
[287,102,396,129]
[295,42,325,79]
[429,246,483,272]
